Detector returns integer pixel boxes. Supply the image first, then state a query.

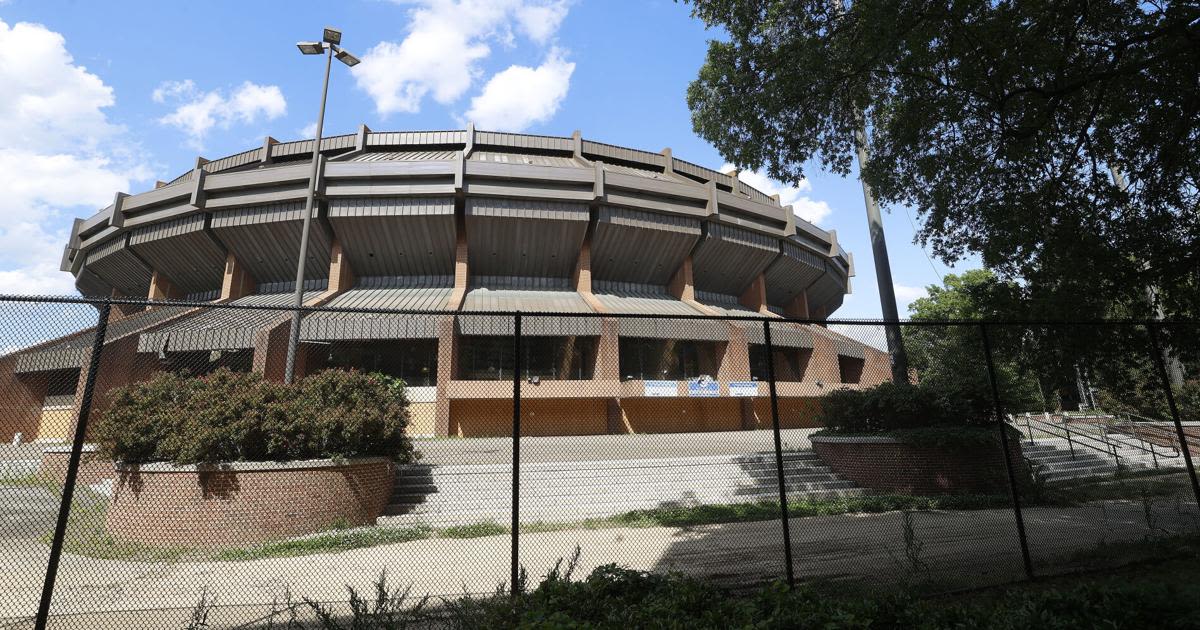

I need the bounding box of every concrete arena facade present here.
[3,126,889,441]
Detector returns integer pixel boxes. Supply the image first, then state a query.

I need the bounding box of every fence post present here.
[35,302,111,630]
[1147,324,1200,511]
[979,323,1035,580]
[762,319,795,588]
[510,313,522,597]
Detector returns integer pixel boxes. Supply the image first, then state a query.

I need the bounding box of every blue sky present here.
[0,0,974,319]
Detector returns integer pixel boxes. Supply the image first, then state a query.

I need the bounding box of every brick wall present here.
[106,458,394,548]
[39,447,114,487]
[811,435,1024,495]
[0,356,47,443]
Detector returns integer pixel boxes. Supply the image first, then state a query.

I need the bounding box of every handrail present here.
[1049,411,1181,457]
[1010,412,1179,464]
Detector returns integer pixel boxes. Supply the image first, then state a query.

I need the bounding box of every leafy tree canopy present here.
[685,0,1200,319]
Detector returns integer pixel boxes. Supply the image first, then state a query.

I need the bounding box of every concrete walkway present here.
[411,428,820,466]
[2,499,1196,629]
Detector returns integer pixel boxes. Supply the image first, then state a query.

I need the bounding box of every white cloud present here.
[721,164,833,226]
[0,21,119,152]
[515,1,569,43]
[893,283,927,311]
[299,121,318,139]
[155,80,286,149]
[356,0,571,117]
[464,48,574,131]
[0,20,151,296]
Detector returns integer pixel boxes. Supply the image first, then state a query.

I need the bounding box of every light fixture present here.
[322,27,342,45]
[297,41,324,55]
[335,49,361,67]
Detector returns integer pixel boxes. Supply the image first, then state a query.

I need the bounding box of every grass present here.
[216,525,436,561]
[10,466,1196,564]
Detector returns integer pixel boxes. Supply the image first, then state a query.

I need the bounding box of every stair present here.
[1020,437,1180,483]
[379,451,861,527]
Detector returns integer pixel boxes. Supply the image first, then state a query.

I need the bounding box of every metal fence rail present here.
[0,295,1196,629]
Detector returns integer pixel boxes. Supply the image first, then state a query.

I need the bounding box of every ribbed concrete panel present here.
[367,130,467,147]
[74,267,111,297]
[470,151,581,168]
[329,197,456,276]
[302,277,452,341]
[271,134,356,158]
[695,292,813,349]
[138,292,318,353]
[347,150,458,162]
[591,206,700,284]
[465,197,588,278]
[201,147,261,174]
[211,202,332,284]
[129,215,226,294]
[692,223,780,295]
[474,131,571,152]
[84,234,152,298]
[592,282,727,341]
[581,140,665,168]
[16,305,190,373]
[805,262,849,315]
[601,162,674,180]
[764,240,827,306]
[460,287,599,336]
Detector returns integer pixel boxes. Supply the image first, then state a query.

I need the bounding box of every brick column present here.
[219,252,255,302]
[738,273,769,314]
[433,316,458,437]
[146,270,183,306]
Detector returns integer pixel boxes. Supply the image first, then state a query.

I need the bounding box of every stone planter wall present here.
[811,434,1023,495]
[106,458,395,548]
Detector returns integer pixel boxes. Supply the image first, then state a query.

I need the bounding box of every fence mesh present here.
[0,296,1196,628]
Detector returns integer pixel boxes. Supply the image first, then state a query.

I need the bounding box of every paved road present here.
[2,499,1196,629]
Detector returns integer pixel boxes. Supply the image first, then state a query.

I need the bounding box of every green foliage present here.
[93,368,415,465]
[685,0,1200,320]
[817,380,996,434]
[217,526,434,562]
[1098,379,1200,423]
[440,521,508,539]
[295,547,1200,629]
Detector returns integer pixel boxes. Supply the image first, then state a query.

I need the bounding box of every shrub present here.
[93,368,415,465]
[817,379,995,435]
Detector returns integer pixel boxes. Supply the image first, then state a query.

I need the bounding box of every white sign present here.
[643,380,676,397]
[729,381,759,397]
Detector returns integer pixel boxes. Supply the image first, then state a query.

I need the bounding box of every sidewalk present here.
[2,499,1195,629]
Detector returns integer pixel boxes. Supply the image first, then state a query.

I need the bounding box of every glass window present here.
[323,340,439,386]
[619,338,718,380]
[749,345,812,382]
[457,336,596,381]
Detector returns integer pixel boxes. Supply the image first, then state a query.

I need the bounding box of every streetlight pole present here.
[284,28,359,384]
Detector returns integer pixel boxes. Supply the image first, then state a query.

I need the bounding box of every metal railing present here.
[1013,411,1180,470]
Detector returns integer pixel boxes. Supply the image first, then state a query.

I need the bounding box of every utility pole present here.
[834,0,909,384]
[852,112,909,384]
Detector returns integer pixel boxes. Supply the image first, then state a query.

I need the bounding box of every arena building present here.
[0,126,889,442]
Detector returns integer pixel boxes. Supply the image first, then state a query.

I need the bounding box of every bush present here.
[817,379,995,435]
[93,368,415,465]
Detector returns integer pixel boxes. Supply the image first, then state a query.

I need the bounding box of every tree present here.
[904,270,1045,411]
[685,0,1200,320]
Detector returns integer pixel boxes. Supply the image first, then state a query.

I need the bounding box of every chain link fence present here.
[0,295,1196,628]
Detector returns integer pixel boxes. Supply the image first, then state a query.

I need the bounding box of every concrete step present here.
[380,450,862,527]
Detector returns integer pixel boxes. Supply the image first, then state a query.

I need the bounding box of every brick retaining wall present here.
[39,446,114,487]
[811,434,1024,495]
[106,458,394,548]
